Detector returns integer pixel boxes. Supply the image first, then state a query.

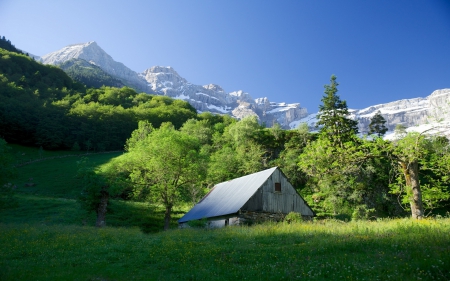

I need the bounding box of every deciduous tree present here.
[125,123,208,230]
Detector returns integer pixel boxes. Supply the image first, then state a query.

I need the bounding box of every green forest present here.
[1,36,450,228]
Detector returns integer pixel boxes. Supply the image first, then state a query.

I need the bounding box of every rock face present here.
[292,89,450,137]
[141,66,309,127]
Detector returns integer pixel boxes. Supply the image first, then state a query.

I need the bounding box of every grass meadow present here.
[1,145,450,280]
[1,219,449,280]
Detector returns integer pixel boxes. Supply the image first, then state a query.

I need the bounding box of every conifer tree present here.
[317,75,358,147]
[368,111,388,137]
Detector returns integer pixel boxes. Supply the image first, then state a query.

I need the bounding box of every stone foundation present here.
[238,210,286,224]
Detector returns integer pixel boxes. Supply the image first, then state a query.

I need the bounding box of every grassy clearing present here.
[0,219,449,280]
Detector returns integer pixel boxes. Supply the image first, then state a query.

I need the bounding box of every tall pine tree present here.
[317,75,358,147]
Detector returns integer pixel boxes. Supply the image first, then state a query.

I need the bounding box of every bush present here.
[284,212,302,224]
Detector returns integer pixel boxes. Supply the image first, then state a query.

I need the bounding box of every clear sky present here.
[1,0,449,112]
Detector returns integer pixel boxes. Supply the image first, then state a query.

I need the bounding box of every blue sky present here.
[1,0,449,112]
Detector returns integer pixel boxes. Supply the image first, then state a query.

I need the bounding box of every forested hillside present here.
[0,36,25,55]
[0,47,197,150]
[59,58,126,88]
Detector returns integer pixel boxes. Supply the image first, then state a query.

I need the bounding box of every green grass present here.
[0,219,449,280]
[10,146,122,199]
[1,144,450,280]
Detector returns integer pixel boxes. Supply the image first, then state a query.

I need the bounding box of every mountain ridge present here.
[40,42,309,128]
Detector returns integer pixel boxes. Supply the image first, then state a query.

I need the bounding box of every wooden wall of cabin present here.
[241,169,313,216]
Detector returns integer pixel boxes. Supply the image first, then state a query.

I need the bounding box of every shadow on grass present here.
[103,200,185,233]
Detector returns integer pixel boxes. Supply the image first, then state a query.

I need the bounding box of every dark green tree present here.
[368,111,388,137]
[317,75,358,147]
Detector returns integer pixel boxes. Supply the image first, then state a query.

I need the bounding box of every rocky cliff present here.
[141,66,309,127]
[291,89,450,137]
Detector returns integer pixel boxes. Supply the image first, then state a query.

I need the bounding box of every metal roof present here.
[178,167,278,223]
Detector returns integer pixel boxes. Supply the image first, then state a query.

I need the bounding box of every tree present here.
[317,75,358,147]
[298,132,396,218]
[207,116,267,184]
[272,129,312,190]
[125,123,208,230]
[391,132,450,218]
[124,120,153,151]
[76,158,127,227]
[180,118,212,145]
[368,111,388,137]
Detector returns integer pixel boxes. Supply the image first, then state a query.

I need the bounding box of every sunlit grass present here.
[1,219,449,280]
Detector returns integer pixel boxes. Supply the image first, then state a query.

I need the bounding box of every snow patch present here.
[207,104,230,113]
[175,94,191,100]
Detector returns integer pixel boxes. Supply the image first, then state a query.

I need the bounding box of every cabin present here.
[178,167,315,228]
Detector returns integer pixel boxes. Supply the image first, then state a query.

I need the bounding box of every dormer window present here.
[275,182,281,192]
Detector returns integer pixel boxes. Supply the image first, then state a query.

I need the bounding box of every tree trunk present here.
[164,205,172,231]
[400,161,424,219]
[96,186,109,227]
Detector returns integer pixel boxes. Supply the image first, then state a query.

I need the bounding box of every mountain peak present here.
[41,41,107,65]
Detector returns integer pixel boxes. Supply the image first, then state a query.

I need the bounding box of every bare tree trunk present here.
[400,161,424,219]
[164,205,172,231]
[96,186,109,227]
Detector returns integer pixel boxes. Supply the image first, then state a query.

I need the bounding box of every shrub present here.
[284,212,302,224]
[352,205,375,221]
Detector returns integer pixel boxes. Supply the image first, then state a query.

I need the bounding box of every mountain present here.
[41,42,149,93]
[140,66,308,127]
[40,42,309,128]
[291,88,450,138]
[59,58,125,88]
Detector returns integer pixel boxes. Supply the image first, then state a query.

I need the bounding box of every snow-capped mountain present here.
[41,42,149,93]
[40,42,309,128]
[140,66,308,127]
[290,89,450,138]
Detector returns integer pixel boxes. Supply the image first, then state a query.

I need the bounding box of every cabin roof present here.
[178,167,278,223]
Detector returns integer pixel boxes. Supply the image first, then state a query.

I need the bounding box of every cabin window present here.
[275,182,281,192]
